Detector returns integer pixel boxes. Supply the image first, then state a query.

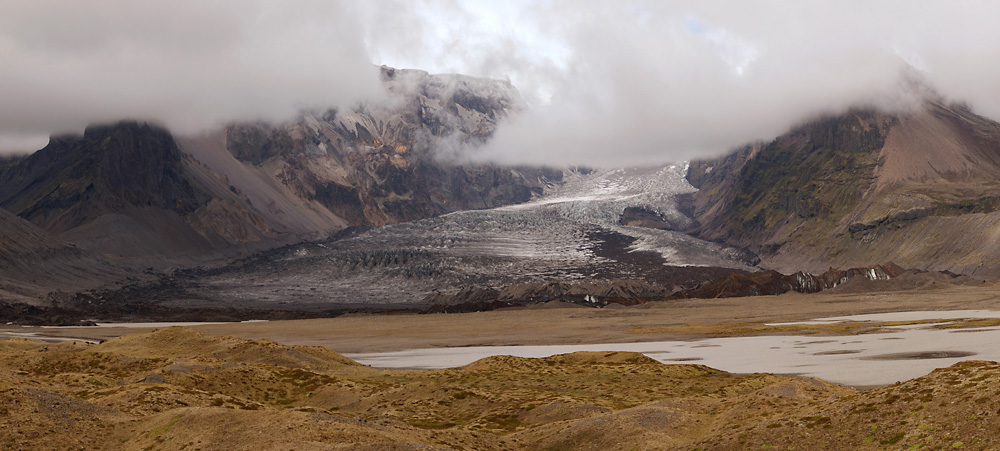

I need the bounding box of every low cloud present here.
[5,1,1000,166]
[478,1,1000,166]
[360,1,1000,166]
[0,0,382,153]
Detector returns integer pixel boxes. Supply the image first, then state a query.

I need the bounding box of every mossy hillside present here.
[698,360,1000,450]
[0,328,852,450]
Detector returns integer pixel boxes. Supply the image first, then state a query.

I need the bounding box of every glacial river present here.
[345,310,1000,388]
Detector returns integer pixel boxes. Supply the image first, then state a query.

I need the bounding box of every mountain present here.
[0,67,577,306]
[0,67,558,265]
[688,95,1000,277]
[12,65,990,314]
[0,122,277,260]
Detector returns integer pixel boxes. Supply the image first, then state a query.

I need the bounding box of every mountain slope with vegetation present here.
[688,97,1000,277]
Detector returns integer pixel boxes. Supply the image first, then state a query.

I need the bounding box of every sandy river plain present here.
[4,281,998,353]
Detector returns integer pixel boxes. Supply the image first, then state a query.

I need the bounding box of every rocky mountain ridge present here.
[0,66,579,309]
[179,66,557,235]
[0,121,279,261]
[0,67,560,300]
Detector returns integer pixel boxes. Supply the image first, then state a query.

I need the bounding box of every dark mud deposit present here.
[861,351,978,360]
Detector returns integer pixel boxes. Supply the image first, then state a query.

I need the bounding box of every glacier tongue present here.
[499,163,725,266]
[184,162,757,309]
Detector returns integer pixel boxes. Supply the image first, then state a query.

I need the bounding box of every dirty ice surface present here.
[503,164,741,266]
[186,164,756,308]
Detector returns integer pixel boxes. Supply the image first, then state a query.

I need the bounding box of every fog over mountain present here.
[0,1,382,150]
[4,1,1000,166]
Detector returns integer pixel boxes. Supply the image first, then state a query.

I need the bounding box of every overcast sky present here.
[3,1,1000,165]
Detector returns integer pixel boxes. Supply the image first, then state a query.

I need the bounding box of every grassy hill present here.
[3,327,1000,449]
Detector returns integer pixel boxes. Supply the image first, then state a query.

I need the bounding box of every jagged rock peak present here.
[378,65,525,118]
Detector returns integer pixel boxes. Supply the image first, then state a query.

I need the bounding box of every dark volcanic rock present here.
[0,121,208,234]
[0,207,135,303]
[225,123,296,165]
[683,263,906,299]
[422,279,671,308]
[0,121,281,260]
[619,206,675,230]
[687,110,892,251]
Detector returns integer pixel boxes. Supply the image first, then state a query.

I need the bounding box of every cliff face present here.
[0,122,277,258]
[0,122,206,234]
[689,99,1000,277]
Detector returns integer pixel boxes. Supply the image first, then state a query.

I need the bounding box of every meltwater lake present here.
[346,310,1000,388]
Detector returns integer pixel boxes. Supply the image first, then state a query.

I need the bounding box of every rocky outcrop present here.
[682,263,905,299]
[421,279,672,309]
[619,206,677,230]
[0,122,207,234]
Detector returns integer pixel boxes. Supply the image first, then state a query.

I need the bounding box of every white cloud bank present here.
[361,1,1000,166]
[4,1,1000,166]
[0,0,381,153]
